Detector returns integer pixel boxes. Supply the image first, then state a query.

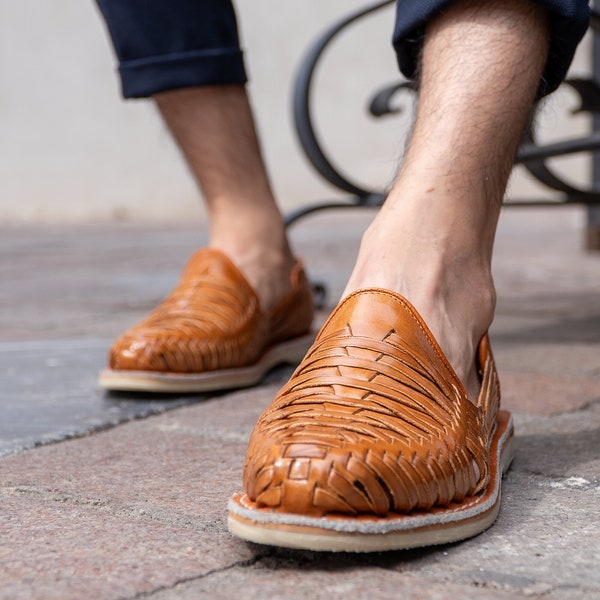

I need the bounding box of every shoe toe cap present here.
[109,334,176,372]
[244,432,479,517]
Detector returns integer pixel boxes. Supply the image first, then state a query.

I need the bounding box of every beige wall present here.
[0,1,592,223]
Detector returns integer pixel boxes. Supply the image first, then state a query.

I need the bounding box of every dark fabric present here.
[392,0,591,97]
[96,0,590,99]
[95,0,247,98]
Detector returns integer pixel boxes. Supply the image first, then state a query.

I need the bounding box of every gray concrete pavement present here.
[1,207,599,599]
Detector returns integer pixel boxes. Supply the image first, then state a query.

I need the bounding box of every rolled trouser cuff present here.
[392,0,590,97]
[119,48,247,98]
[95,0,246,98]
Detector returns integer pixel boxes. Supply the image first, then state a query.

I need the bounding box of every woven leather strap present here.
[109,249,313,373]
[244,289,499,516]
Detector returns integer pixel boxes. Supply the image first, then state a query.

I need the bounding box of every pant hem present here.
[119,49,247,98]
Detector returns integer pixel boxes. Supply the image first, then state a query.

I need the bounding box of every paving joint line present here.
[0,400,201,459]
[125,554,269,600]
[1,485,226,532]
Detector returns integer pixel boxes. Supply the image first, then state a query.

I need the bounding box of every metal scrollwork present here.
[368,81,417,118]
[517,77,600,203]
[287,0,395,226]
[287,2,600,226]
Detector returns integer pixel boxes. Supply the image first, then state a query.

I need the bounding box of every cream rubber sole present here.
[98,333,315,393]
[228,411,514,553]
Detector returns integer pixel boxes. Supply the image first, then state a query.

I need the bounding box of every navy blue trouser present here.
[95,0,590,99]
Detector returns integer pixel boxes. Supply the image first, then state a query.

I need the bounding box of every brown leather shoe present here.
[99,249,314,393]
[228,288,513,552]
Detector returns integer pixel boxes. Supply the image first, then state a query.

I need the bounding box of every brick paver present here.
[1,208,599,599]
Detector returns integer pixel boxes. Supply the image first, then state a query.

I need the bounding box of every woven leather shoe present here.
[99,249,314,393]
[228,288,513,552]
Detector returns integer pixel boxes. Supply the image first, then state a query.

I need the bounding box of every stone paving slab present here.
[0,338,202,457]
[1,208,600,599]
[0,493,255,600]
[0,225,206,341]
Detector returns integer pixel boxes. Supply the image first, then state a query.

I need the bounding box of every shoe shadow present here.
[102,388,220,403]
[248,543,441,570]
[101,363,297,403]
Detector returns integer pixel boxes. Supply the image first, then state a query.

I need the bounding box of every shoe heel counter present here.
[268,263,315,343]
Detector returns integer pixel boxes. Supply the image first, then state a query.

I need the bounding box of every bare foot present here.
[342,197,496,404]
[209,211,296,312]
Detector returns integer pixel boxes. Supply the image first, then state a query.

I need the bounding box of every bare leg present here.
[155,85,294,311]
[344,0,549,401]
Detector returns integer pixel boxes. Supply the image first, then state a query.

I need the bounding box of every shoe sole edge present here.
[98,333,315,393]
[227,410,514,552]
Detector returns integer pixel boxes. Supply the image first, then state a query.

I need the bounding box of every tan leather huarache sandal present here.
[228,288,514,552]
[98,249,314,393]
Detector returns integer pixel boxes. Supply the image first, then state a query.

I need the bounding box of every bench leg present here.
[585,206,600,251]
